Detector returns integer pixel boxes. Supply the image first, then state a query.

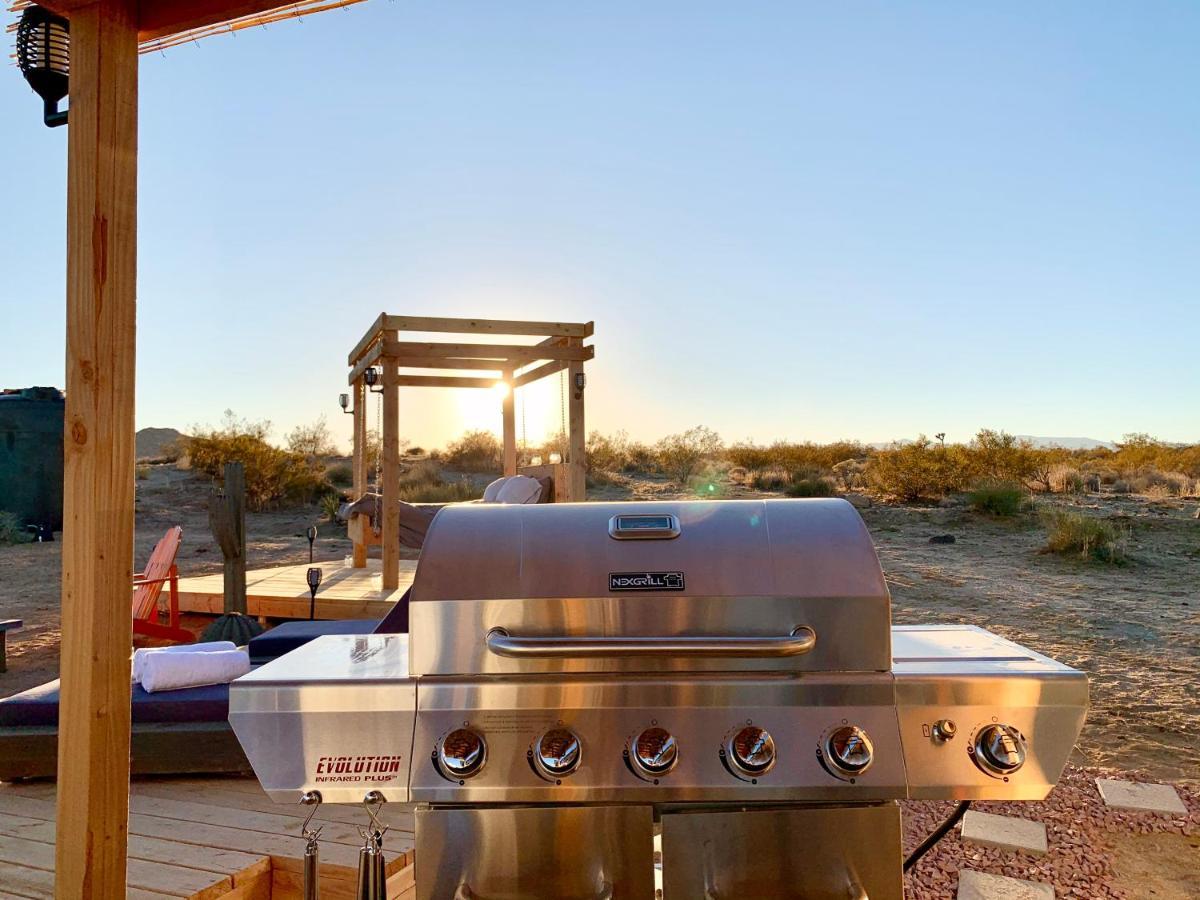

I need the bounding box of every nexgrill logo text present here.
[314,755,404,784]
[608,571,685,591]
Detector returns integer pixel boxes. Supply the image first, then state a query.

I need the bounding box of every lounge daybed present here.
[0,678,250,781]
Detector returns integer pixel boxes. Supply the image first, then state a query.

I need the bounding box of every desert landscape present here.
[1,422,1197,897]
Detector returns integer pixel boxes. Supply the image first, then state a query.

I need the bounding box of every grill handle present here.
[485,626,816,659]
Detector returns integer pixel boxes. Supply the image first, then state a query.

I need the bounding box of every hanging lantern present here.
[16,5,70,128]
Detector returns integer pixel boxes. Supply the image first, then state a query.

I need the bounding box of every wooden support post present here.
[567,355,587,502]
[209,462,247,614]
[351,378,368,568]
[55,0,139,896]
[381,332,400,590]
[502,369,517,477]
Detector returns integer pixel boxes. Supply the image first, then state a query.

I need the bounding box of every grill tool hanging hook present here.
[355,791,388,900]
[299,791,323,900]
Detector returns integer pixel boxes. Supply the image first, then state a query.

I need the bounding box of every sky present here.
[2,2,1198,453]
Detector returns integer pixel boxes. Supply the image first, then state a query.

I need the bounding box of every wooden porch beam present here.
[383,315,593,339]
[380,341,594,363]
[393,358,506,373]
[347,312,387,366]
[350,378,367,568]
[394,375,500,389]
[55,0,139,896]
[513,359,569,389]
[347,340,384,386]
[380,330,400,591]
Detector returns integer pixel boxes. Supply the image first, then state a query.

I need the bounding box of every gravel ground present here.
[901,765,1200,898]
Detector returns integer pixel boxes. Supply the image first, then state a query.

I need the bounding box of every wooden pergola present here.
[11,0,595,896]
[345,314,595,589]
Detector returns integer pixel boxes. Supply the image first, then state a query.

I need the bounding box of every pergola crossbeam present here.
[384,315,593,339]
[381,341,594,363]
[395,375,500,389]
[514,359,569,388]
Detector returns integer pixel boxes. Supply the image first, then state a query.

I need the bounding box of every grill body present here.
[231,499,1087,898]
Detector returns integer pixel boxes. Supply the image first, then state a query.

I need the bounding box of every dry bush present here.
[831,458,868,491]
[444,430,502,473]
[1111,479,1131,494]
[188,412,327,510]
[786,477,836,498]
[727,440,867,476]
[135,465,151,481]
[751,468,790,491]
[1110,434,1200,478]
[1041,509,1129,564]
[286,415,338,458]
[1048,464,1085,494]
[969,430,1041,483]
[326,461,353,487]
[397,478,478,503]
[0,511,31,545]
[968,482,1027,516]
[587,431,633,473]
[656,426,723,485]
[867,437,972,501]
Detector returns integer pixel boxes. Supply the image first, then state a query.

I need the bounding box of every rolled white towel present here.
[139,648,250,694]
[133,641,236,684]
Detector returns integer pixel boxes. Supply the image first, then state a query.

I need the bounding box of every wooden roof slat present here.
[513,359,568,389]
[381,340,593,363]
[394,375,499,389]
[348,312,387,367]
[383,315,592,339]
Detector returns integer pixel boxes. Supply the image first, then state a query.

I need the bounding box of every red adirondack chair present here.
[132,526,193,643]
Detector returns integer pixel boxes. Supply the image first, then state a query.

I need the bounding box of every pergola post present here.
[381,331,400,590]
[54,0,139,895]
[501,368,517,476]
[567,355,587,502]
[350,377,368,568]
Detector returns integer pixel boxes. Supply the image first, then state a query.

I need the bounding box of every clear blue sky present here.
[3,2,1197,451]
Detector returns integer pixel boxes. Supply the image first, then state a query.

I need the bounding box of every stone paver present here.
[957,870,1055,900]
[1096,778,1188,815]
[960,809,1048,855]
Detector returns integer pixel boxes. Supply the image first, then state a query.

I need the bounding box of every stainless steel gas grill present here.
[230,499,1088,899]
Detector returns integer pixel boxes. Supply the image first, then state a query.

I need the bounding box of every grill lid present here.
[408,499,893,676]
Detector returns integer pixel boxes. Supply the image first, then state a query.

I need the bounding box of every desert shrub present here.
[867,437,972,501]
[969,430,1040,483]
[286,416,338,458]
[1111,479,1131,494]
[1041,509,1129,563]
[968,482,1026,516]
[397,478,479,503]
[656,426,723,485]
[728,440,868,477]
[1144,483,1173,501]
[326,462,353,487]
[188,411,327,510]
[725,442,775,473]
[320,492,342,521]
[587,431,659,475]
[444,430,502,473]
[786,477,836,498]
[1110,434,1200,478]
[136,465,151,481]
[726,466,749,485]
[831,458,867,491]
[406,446,424,456]
[751,468,789,491]
[1048,464,1085,494]
[1082,472,1101,492]
[399,459,445,489]
[0,512,31,545]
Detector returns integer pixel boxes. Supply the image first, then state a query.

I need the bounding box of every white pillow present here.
[495,475,543,505]
[482,476,508,503]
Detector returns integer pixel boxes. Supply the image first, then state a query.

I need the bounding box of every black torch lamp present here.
[306,524,318,563]
[363,367,384,393]
[339,393,353,415]
[16,6,70,128]
[306,566,323,620]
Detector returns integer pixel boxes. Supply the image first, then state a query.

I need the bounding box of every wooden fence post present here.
[54,0,139,895]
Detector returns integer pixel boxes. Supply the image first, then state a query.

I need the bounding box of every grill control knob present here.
[825,726,874,777]
[726,726,776,778]
[973,724,1026,776]
[438,728,486,780]
[630,727,678,780]
[534,728,582,780]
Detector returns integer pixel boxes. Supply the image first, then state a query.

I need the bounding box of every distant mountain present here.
[136,427,186,460]
[1015,436,1116,450]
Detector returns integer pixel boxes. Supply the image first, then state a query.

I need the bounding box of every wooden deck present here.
[0,777,415,899]
[176,560,415,621]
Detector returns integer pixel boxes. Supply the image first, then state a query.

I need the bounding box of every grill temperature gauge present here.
[630,727,678,780]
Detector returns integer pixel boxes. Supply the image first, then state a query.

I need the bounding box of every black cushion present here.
[247,618,381,664]
[0,679,231,728]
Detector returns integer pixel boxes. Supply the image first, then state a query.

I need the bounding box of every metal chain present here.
[559,369,567,461]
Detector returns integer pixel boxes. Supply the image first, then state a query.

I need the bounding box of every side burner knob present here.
[438,728,487,780]
[973,724,1026,776]
[535,728,582,780]
[825,726,874,777]
[630,727,679,780]
[726,725,776,778]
